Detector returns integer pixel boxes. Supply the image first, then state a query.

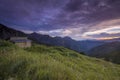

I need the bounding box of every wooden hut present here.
[10,37,31,48]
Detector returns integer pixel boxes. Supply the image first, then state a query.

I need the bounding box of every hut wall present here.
[15,42,31,48]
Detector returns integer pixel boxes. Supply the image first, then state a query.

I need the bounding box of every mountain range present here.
[89,41,120,64]
[0,23,106,53]
[0,23,120,64]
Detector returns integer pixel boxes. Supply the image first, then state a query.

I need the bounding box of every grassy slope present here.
[0,41,120,80]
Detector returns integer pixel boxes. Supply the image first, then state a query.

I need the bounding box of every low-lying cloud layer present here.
[0,0,120,40]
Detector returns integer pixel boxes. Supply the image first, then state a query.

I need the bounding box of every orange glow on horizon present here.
[96,37,120,40]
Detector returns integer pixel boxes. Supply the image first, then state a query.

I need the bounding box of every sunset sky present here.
[0,0,120,40]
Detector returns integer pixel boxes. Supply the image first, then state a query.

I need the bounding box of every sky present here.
[0,0,120,40]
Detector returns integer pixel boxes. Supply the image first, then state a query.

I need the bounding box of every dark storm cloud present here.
[1,0,120,30]
[0,0,120,40]
[0,0,68,30]
[49,0,120,33]
[61,0,120,24]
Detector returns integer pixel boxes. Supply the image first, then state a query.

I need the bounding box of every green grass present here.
[0,41,120,80]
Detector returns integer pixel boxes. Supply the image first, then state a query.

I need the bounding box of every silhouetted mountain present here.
[28,33,106,53]
[28,32,82,52]
[89,42,120,64]
[78,40,106,53]
[0,24,26,40]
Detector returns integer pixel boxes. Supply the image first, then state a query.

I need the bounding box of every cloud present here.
[83,26,120,35]
[0,0,68,30]
[0,0,120,40]
[1,0,120,30]
[83,27,120,39]
[37,29,73,37]
[86,33,120,38]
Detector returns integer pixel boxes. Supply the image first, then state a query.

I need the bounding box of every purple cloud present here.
[0,0,120,40]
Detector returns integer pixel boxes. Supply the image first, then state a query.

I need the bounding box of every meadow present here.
[0,40,120,80]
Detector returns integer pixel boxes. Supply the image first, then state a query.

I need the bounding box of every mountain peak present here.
[0,24,7,29]
[63,36,73,40]
[0,23,26,39]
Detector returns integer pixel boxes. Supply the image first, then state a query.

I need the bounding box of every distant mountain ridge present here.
[28,32,106,53]
[89,41,120,64]
[28,32,82,52]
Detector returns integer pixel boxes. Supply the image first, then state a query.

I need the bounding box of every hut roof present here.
[10,37,31,43]
[11,39,31,43]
